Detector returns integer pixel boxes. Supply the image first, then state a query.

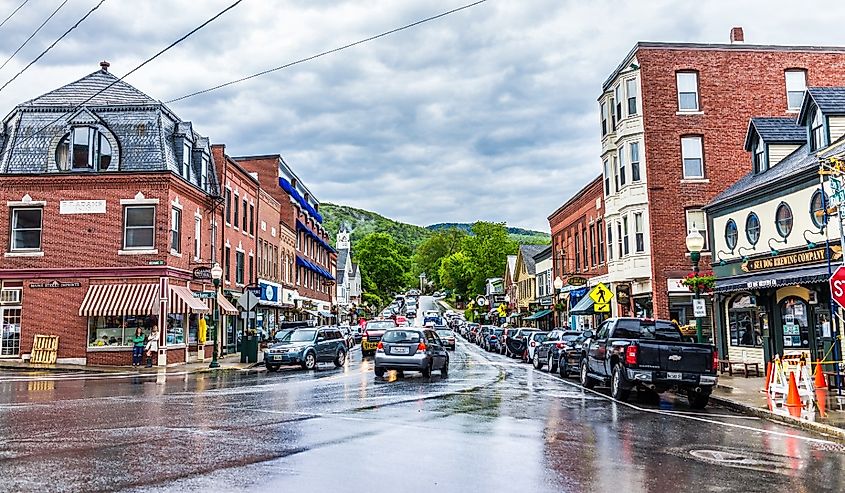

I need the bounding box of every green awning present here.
[524,309,553,320]
[570,295,595,315]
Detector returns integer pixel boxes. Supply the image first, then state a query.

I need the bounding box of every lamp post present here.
[553,276,564,329]
[209,262,224,368]
[685,229,706,343]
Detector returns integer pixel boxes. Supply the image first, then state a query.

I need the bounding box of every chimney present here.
[99,60,110,72]
[730,27,744,44]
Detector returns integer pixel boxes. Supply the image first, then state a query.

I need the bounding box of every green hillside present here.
[428,223,550,244]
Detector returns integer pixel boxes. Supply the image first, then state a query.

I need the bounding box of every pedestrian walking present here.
[131,328,146,367]
[145,328,160,368]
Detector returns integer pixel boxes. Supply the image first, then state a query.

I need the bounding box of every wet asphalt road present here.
[1,298,845,492]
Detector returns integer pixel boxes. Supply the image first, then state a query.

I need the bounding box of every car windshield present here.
[561,334,580,343]
[273,330,293,341]
[280,330,316,343]
[367,321,397,330]
[614,320,683,341]
[382,330,422,343]
[532,332,548,342]
[491,329,503,336]
[436,330,452,337]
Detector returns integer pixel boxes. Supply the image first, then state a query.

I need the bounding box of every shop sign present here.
[28,280,81,289]
[616,283,631,307]
[567,276,587,287]
[539,297,553,306]
[192,291,215,299]
[192,267,212,281]
[741,247,829,273]
[59,200,106,214]
[148,260,165,266]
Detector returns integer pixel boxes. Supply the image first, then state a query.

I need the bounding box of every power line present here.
[0,0,70,73]
[0,0,31,31]
[0,0,246,168]
[166,0,489,103]
[0,0,107,94]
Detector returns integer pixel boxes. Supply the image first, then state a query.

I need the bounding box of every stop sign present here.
[829,265,845,309]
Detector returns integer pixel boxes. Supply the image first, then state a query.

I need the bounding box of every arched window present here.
[725,219,738,251]
[728,293,762,347]
[745,212,760,246]
[56,127,113,171]
[775,202,793,238]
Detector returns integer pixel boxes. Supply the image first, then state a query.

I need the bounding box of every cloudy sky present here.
[2,0,845,230]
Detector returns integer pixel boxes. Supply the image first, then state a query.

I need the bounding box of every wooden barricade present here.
[30,335,59,364]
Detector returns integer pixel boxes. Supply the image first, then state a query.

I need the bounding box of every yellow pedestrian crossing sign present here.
[594,302,610,313]
[589,283,613,305]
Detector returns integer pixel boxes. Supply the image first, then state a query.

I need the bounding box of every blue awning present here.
[296,255,335,281]
[296,220,336,253]
[524,309,553,320]
[279,177,323,224]
[570,295,595,315]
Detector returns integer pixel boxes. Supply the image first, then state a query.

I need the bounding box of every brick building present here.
[598,28,845,333]
[547,175,607,330]
[234,155,337,321]
[0,63,226,365]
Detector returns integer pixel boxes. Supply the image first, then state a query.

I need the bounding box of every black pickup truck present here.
[579,317,718,408]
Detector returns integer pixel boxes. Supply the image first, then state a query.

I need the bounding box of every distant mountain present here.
[321,204,551,250]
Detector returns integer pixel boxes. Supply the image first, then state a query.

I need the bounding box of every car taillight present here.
[625,345,638,366]
[712,349,718,371]
[363,331,369,338]
[530,341,536,347]
[418,342,427,351]
[555,342,565,349]
[490,335,497,340]
[376,341,383,351]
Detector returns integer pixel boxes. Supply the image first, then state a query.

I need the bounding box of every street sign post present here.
[238,290,259,311]
[829,265,845,309]
[192,291,216,299]
[589,283,613,313]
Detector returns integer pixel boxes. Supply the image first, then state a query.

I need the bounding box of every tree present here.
[438,251,473,298]
[460,222,518,295]
[412,228,466,287]
[354,232,411,301]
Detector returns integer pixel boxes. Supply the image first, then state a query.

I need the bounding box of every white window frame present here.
[123,205,156,250]
[194,214,202,261]
[614,84,623,122]
[170,207,181,254]
[618,146,626,187]
[603,159,611,195]
[10,207,43,252]
[182,143,191,180]
[634,212,644,253]
[686,209,708,251]
[676,71,699,111]
[785,69,806,111]
[630,141,641,182]
[600,101,608,136]
[681,136,704,179]
[200,155,209,190]
[626,78,637,116]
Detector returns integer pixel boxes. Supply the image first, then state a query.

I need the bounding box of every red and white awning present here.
[78,283,159,317]
[169,285,210,314]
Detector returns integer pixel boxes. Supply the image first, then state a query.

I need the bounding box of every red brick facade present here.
[548,175,607,282]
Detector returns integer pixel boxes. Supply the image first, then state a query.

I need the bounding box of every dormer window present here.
[753,137,766,173]
[56,127,112,171]
[182,143,191,180]
[810,107,826,151]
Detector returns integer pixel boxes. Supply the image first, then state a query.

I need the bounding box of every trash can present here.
[240,335,259,363]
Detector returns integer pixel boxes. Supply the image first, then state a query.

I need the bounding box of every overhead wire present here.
[0,0,70,73]
[165,0,489,103]
[0,0,31,32]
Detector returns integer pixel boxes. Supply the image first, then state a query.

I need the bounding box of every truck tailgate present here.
[637,342,712,373]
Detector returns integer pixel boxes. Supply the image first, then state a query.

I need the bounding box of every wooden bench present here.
[718,359,761,377]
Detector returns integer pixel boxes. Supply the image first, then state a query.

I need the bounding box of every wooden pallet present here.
[30,335,59,365]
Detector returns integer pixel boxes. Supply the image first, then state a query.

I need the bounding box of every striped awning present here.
[79,283,159,317]
[215,293,239,315]
[169,285,210,314]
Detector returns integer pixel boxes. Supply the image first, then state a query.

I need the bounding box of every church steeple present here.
[336,227,351,250]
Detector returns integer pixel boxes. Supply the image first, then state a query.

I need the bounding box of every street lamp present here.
[209,262,224,369]
[685,228,706,343]
[553,276,564,328]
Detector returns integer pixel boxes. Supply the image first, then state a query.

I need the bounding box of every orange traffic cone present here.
[814,362,828,390]
[786,372,802,418]
[816,388,828,418]
[764,362,773,392]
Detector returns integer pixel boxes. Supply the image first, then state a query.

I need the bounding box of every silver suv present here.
[374,329,449,378]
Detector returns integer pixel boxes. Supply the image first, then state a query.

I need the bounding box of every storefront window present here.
[633,296,653,318]
[188,314,199,344]
[88,315,155,347]
[780,297,810,349]
[728,294,762,347]
[167,314,185,345]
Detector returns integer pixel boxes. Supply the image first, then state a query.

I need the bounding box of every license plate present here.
[392,347,409,355]
[667,372,682,380]
[273,355,283,361]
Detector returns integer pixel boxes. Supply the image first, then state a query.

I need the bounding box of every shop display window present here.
[167,314,185,345]
[88,315,155,347]
[780,297,810,349]
[728,294,762,347]
[188,314,199,344]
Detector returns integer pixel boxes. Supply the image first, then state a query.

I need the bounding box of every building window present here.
[236,251,245,284]
[607,223,613,260]
[249,204,255,235]
[123,206,155,249]
[224,246,231,281]
[201,156,209,190]
[249,255,254,284]
[618,147,626,187]
[775,202,793,238]
[225,189,231,224]
[634,212,644,253]
[600,101,608,136]
[685,209,707,250]
[614,84,622,122]
[582,229,588,268]
[746,212,760,246]
[753,137,766,173]
[728,294,763,347]
[785,69,807,111]
[574,232,580,271]
[622,216,630,255]
[170,208,181,253]
[242,199,248,231]
[617,222,623,258]
[612,156,619,191]
[609,96,616,127]
[87,315,155,348]
[210,221,216,262]
[233,194,239,229]
[630,141,640,182]
[597,219,604,264]
[626,78,637,116]
[0,307,21,356]
[182,143,191,180]
[725,219,738,251]
[10,208,43,251]
[681,136,704,179]
[194,216,201,260]
[589,224,596,267]
[810,107,826,151]
[676,71,699,111]
[811,189,827,229]
[55,127,113,171]
[603,159,611,195]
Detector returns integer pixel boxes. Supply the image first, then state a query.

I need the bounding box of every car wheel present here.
[548,354,558,373]
[610,363,631,402]
[688,389,711,409]
[334,349,346,368]
[558,357,568,378]
[265,364,279,372]
[441,359,449,377]
[302,351,317,370]
[421,361,432,378]
[580,359,595,389]
[375,367,385,377]
[533,352,543,370]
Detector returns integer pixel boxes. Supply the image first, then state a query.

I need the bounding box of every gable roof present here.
[518,244,546,276]
[798,87,845,124]
[744,117,806,150]
[20,69,158,108]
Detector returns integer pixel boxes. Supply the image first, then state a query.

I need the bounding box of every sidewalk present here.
[0,352,265,375]
[712,374,845,440]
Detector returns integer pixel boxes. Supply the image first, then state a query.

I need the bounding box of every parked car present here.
[338,325,355,349]
[351,325,363,345]
[374,328,449,377]
[476,325,494,346]
[264,327,347,372]
[580,318,718,408]
[361,319,398,356]
[483,328,504,352]
[558,330,592,378]
[500,327,523,356]
[435,328,456,350]
[522,330,547,362]
[533,330,583,372]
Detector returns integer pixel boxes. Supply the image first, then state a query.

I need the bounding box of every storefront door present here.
[0,307,22,356]
[779,297,811,356]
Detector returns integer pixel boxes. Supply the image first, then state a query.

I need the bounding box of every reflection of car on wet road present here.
[264,327,347,372]
[361,319,397,356]
[435,328,456,350]
[374,328,449,377]
[580,318,718,408]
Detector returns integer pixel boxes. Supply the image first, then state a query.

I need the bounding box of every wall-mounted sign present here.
[616,283,631,307]
[29,280,81,289]
[539,297,553,306]
[741,247,835,273]
[566,276,587,287]
[192,266,212,281]
[192,291,216,299]
[148,260,165,266]
[59,200,106,214]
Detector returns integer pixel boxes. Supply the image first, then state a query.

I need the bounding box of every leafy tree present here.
[354,232,411,301]
[412,228,466,286]
[461,222,518,295]
[438,251,473,297]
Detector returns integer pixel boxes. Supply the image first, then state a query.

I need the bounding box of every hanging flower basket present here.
[681,271,715,293]
[553,302,566,312]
